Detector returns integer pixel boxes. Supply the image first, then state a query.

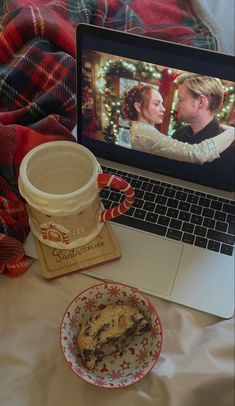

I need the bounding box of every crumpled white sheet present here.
[0,260,234,406]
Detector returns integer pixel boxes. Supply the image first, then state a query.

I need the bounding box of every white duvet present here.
[0,260,234,406]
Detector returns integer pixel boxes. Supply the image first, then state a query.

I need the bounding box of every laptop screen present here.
[76,24,235,192]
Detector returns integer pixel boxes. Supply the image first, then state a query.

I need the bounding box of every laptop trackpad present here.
[83,223,183,297]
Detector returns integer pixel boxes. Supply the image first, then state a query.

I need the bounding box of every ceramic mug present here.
[18,141,135,249]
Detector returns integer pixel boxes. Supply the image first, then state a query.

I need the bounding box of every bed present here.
[0,1,234,405]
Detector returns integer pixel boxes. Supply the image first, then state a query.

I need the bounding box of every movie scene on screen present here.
[81,50,234,152]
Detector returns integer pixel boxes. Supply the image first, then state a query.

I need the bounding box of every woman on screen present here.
[121,84,234,164]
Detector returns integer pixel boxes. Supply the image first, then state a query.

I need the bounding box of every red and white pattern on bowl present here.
[60,282,163,388]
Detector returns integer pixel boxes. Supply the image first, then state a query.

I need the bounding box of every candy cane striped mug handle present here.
[97,173,135,222]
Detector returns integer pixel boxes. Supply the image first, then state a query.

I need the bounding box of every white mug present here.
[18,141,135,249]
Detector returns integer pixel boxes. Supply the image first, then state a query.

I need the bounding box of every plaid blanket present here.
[0,0,217,276]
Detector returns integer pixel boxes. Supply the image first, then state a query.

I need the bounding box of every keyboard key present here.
[191,214,203,225]
[190,204,202,215]
[227,214,235,225]
[172,185,182,191]
[144,192,155,201]
[130,179,142,189]
[164,188,176,197]
[102,198,112,208]
[167,228,182,241]
[182,233,195,244]
[109,191,121,202]
[207,240,220,252]
[215,221,227,233]
[179,211,191,222]
[228,225,235,236]
[207,229,235,245]
[106,167,116,174]
[146,212,158,223]
[133,198,144,208]
[227,215,235,235]
[202,208,214,218]
[135,209,146,220]
[195,236,207,248]
[167,198,178,208]
[179,201,190,211]
[218,197,229,203]
[101,189,110,198]
[210,200,222,210]
[116,170,126,176]
[153,185,164,194]
[207,194,217,200]
[124,207,135,217]
[214,211,226,222]
[198,197,210,207]
[203,218,215,229]
[155,204,167,215]
[166,208,179,218]
[169,219,182,230]
[142,182,153,192]
[223,203,235,215]
[135,189,145,198]
[220,244,233,256]
[158,215,170,226]
[155,195,167,205]
[184,188,195,194]
[182,222,194,233]
[121,176,131,182]
[143,201,155,212]
[195,191,206,197]
[129,172,138,178]
[187,194,199,204]
[194,226,207,237]
[175,191,187,200]
[149,179,160,185]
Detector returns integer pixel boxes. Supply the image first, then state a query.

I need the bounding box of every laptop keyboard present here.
[101,165,235,256]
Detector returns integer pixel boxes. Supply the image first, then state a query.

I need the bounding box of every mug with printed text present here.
[18,141,135,249]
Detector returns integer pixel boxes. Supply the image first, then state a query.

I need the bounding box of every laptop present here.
[76,23,235,318]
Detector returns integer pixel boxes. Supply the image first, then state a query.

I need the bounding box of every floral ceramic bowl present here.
[60,282,163,388]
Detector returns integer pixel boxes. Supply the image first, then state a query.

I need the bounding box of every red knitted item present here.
[0,176,32,277]
[0,1,217,277]
[0,233,33,277]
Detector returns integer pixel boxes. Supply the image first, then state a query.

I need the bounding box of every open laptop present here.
[76,23,234,318]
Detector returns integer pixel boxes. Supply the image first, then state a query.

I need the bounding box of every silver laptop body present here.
[76,24,235,318]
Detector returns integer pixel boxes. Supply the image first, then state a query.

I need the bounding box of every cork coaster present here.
[34,222,121,279]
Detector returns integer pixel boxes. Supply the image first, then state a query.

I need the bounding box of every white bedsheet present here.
[0,259,234,406]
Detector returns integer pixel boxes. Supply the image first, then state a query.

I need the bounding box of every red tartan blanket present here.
[0,0,217,276]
